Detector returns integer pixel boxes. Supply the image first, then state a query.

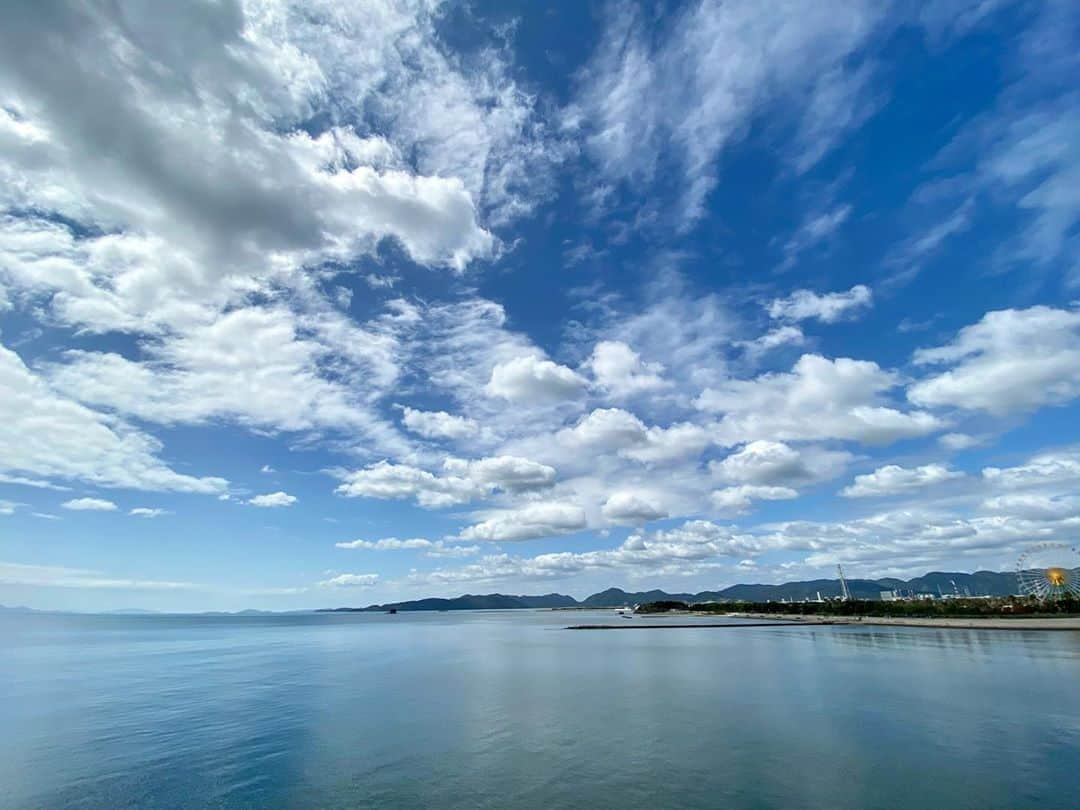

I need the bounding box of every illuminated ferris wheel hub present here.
[1016,544,1080,600]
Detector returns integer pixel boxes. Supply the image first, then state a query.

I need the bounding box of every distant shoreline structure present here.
[315,569,1039,614]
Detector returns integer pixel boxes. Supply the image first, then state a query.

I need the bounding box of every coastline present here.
[716,612,1080,630]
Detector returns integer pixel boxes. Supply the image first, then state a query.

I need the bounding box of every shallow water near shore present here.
[2,610,1078,808]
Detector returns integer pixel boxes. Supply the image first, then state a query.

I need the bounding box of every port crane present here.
[837,564,852,602]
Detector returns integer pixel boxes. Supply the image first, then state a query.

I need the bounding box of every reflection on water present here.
[1,611,1077,809]
[821,624,1080,660]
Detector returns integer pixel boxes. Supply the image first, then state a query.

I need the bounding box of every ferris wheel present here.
[1016,543,1080,600]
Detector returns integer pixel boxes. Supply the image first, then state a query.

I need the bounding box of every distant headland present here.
[315,569,1027,613]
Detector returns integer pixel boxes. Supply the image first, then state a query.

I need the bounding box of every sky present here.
[1,0,1078,611]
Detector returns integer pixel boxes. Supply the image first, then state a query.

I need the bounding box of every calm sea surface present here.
[1,610,1077,808]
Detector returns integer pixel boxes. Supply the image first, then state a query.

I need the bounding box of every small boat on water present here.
[387,608,397,614]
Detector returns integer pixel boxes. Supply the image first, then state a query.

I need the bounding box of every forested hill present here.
[316,571,1023,612]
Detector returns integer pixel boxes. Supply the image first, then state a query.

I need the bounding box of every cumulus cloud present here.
[459,502,588,542]
[413,520,762,586]
[485,355,587,402]
[981,494,1080,522]
[336,455,555,509]
[623,423,713,464]
[553,408,648,453]
[402,440,1080,586]
[248,491,297,508]
[712,440,851,487]
[939,433,983,450]
[909,306,1080,414]
[601,491,669,525]
[0,0,555,328]
[0,0,566,492]
[711,485,798,515]
[1,343,227,493]
[317,573,380,589]
[447,456,557,492]
[840,464,965,498]
[588,341,668,397]
[982,448,1080,489]
[767,285,873,323]
[400,407,478,440]
[62,498,118,512]
[698,354,942,445]
[336,461,480,508]
[43,306,403,448]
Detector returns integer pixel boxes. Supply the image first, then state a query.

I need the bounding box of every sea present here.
[1,610,1077,808]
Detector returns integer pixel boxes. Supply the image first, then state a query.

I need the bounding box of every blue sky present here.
[1,0,1078,611]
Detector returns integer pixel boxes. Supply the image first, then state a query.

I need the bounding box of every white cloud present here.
[0,0,564,486]
[982,448,1080,489]
[404,444,1080,589]
[779,204,852,270]
[400,407,478,440]
[909,306,1080,414]
[337,537,434,551]
[552,408,648,453]
[335,461,481,508]
[0,473,70,490]
[62,498,118,512]
[248,491,297,508]
[738,326,805,361]
[0,501,16,516]
[0,343,227,493]
[897,3,1079,283]
[573,0,885,223]
[413,520,762,586]
[939,432,983,450]
[459,502,588,542]
[0,560,203,591]
[0,0,555,330]
[981,494,1080,522]
[449,456,557,492]
[485,354,587,402]
[624,423,713,464]
[334,537,479,558]
[317,573,380,589]
[712,440,851,487]
[260,465,276,474]
[711,485,798,515]
[588,340,668,398]
[840,464,965,498]
[767,284,872,323]
[698,354,942,445]
[43,306,403,448]
[601,491,669,525]
[336,454,555,509]
[129,507,167,519]
[604,282,735,393]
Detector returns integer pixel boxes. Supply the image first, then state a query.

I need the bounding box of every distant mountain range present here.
[317,593,579,612]
[2,570,1028,616]
[317,570,1024,612]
